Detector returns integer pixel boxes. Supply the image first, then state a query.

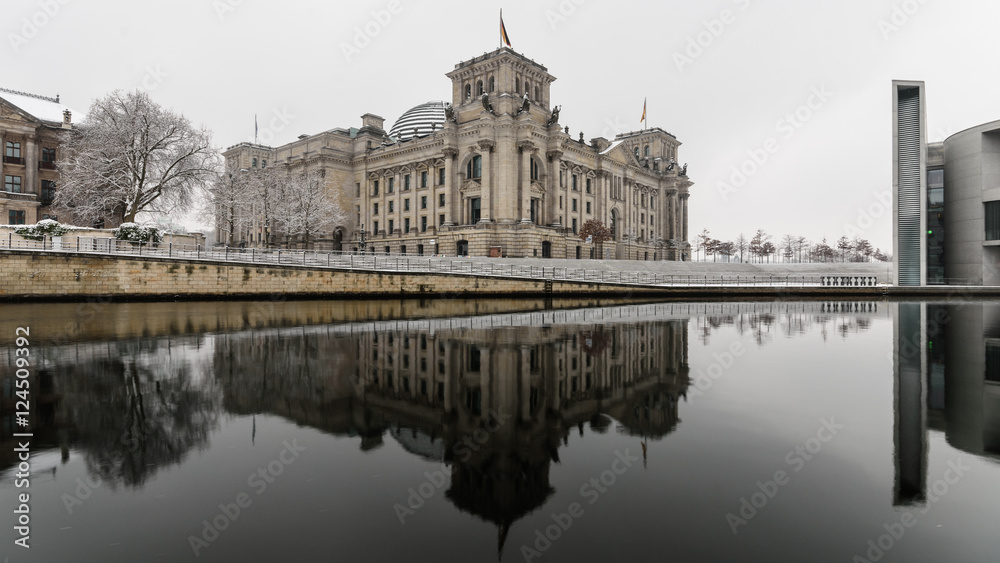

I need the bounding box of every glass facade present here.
[927,168,945,284]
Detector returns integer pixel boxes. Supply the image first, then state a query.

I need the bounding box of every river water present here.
[1,299,998,562]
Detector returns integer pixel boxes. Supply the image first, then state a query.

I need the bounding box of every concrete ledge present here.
[1,250,996,302]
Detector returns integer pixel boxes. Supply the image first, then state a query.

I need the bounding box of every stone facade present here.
[224,48,693,260]
[0,88,78,226]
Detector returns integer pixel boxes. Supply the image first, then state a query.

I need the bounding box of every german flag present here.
[640,98,647,126]
[500,10,511,47]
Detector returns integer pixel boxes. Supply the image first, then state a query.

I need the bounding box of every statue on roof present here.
[680,163,688,176]
[547,105,561,126]
[518,92,530,115]
[481,93,495,115]
[444,102,455,123]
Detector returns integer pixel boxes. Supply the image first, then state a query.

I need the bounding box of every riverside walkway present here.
[1,236,995,299]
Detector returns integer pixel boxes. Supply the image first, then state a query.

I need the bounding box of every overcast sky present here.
[5,0,999,251]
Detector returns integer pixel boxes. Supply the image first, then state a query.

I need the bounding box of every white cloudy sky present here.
[4,0,998,251]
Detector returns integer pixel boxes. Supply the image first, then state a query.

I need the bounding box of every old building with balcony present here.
[224,48,693,259]
[0,87,79,225]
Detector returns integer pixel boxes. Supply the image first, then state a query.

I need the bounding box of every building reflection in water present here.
[212,305,691,556]
[893,302,1000,506]
[9,299,997,555]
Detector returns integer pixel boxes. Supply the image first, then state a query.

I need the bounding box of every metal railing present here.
[0,235,888,288]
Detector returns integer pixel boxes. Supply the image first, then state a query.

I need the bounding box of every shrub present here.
[13,219,70,241]
[112,223,162,244]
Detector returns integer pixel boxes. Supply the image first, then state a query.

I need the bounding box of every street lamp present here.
[357,223,367,254]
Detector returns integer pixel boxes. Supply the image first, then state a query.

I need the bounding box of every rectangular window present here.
[572,218,577,234]
[438,168,445,185]
[439,214,445,226]
[586,178,591,194]
[986,201,1000,241]
[5,141,21,159]
[389,200,394,213]
[373,202,379,215]
[404,175,410,191]
[356,183,361,197]
[421,170,428,188]
[41,180,56,204]
[373,220,379,233]
[388,177,395,193]
[421,196,427,209]
[404,198,410,211]
[388,219,394,233]
[559,196,563,209]
[8,210,25,225]
[470,198,481,224]
[4,175,22,193]
[421,216,427,232]
[586,201,591,214]
[373,180,379,196]
[572,199,577,212]
[439,193,445,207]
[41,147,56,162]
[404,218,410,233]
[572,175,578,191]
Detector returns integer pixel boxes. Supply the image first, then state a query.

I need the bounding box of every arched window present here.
[252,157,258,167]
[530,158,539,181]
[515,78,520,94]
[467,155,482,179]
[477,80,484,96]
[489,76,495,92]
[634,147,640,158]
[644,145,650,157]
[465,83,471,99]
[525,81,531,97]
[535,86,540,101]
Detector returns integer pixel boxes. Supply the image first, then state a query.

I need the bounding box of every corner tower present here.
[446,48,556,121]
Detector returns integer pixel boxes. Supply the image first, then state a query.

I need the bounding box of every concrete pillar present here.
[444,149,457,227]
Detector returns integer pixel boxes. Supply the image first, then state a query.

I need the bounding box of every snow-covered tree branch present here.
[55,90,220,225]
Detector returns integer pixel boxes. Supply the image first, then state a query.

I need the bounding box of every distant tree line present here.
[694,229,890,263]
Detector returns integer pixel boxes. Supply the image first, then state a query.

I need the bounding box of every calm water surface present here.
[1,299,998,563]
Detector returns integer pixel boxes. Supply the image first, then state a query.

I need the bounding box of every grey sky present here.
[4,0,996,252]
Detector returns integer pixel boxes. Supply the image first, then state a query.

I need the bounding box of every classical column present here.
[442,149,458,227]
[478,139,494,223]
[546,150,562,227]
[681,193,689,243]
[24,137,37,195]
[518,141,534,223]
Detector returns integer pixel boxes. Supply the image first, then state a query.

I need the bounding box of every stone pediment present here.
[460,179,482,194]
[0,99,37,126]
[602,143,639,167]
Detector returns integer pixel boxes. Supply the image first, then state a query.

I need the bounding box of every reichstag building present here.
[224,48,693,260]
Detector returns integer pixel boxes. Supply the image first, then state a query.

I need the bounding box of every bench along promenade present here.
[0,236,994,301]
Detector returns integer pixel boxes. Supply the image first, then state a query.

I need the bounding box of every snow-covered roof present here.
[0,87,83,125]
[599,138,626,155]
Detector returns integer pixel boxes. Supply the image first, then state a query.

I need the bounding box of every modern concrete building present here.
[893,80,1000,285]
[224,48,694,259]
[0,87,79,225]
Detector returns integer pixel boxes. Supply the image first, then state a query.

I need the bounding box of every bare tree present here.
[749,229,771,263]
[56,90,218,225]
[579,219,612,258]
[271,170,348,248]
[735,233,749,263]
[204,164,256,246]
[836,236,852,262]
